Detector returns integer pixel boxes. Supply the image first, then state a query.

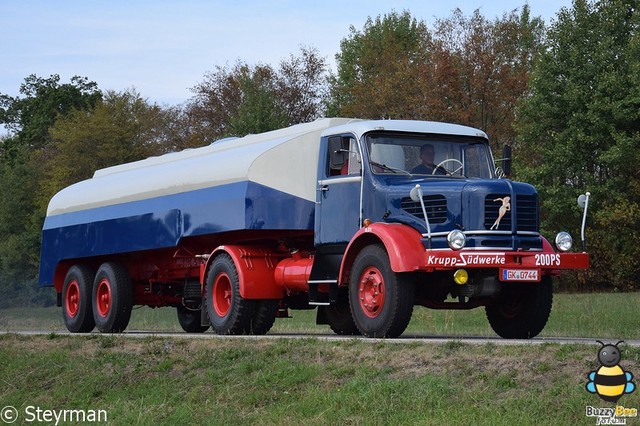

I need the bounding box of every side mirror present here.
[578,192,591,251]
[501,145,512,177]
[578,193,589,209]
[329,136,348,169]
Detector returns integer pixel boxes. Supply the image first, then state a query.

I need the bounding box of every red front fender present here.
[339,223,425,284]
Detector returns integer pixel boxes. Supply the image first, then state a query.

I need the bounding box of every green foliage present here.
[328,10,431,118]
[189,46,329,141]
[0,75,102,307]
[515,0,640,289]
[328,8,545,153]
[41,89,169,208]
[0,74,101,151]
[0,144,52,308]
[227,65,288,136]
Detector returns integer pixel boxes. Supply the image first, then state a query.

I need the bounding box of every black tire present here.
[205,254,255,335]
[323,294,360,336]
[485,276,553,339]
[348,245,415,338]
[92,262,133,333]
[62,265,96,333]
[248,300,278,335]
[177,305,210,333]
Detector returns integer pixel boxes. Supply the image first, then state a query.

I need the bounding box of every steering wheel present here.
[433,158,464,176]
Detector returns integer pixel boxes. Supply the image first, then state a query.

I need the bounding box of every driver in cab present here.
[411,144,446,175]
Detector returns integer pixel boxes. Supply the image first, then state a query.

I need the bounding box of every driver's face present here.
[421,148,435,164]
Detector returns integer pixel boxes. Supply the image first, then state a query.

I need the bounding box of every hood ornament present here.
[490,196,511,230]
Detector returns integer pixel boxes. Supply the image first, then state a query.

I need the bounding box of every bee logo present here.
[586,340,635,403]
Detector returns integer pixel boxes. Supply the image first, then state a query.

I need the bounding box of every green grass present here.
[1,334,636,425]
[2,292,639,340]
[2,293,639,424]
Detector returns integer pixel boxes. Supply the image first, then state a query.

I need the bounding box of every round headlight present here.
[555,231,573,252]
[447,230,466,250]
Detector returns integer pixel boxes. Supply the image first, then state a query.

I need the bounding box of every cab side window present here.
[327,136,360,176]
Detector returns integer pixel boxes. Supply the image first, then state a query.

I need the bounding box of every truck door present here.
[315,135,362,246]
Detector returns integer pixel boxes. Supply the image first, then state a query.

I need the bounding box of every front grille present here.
[401,194,447,224]
[484,193,538,232]
[516,194,538,232]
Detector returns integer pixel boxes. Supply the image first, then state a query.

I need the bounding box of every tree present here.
[228,64,289,136]
[276,47,329,124]
[328,10,431,119]
[430,7,545,150]
[0,74,101,152]
[189,46,329,141]
[41,89,171,206]
[0,75,101,307]
[515,0,640,290]
[188,62,286,140]
[328,8,544,153]
[0,144,41,283]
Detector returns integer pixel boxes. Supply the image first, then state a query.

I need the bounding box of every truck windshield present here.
[365,133,495,179]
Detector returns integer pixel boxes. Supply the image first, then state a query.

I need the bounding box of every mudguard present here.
[201,246,286,299]
[338,223,425,284]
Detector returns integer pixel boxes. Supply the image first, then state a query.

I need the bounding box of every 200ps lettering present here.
[535,253,561,266]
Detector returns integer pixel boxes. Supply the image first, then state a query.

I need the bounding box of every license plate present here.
[500,269,540,282]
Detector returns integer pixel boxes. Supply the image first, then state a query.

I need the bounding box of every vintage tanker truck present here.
[39,118,590,338]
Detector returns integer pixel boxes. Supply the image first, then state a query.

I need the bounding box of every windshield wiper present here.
[370,161,412,176]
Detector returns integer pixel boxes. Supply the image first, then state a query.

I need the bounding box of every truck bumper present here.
[421,249,589,278]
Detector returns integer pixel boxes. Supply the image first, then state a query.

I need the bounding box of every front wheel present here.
[485,276,553,339]
[348,245,415,338]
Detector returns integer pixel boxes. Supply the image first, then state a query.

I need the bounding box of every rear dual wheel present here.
[62,262,133,333]
[62,265,95,333]
[92,262,133,333]
[322,291,360,336]
[177,305,210,333]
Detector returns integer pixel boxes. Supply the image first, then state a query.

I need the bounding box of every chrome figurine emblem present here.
[490,196,511,230]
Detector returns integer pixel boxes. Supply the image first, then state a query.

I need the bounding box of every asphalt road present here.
[4,330,639,346]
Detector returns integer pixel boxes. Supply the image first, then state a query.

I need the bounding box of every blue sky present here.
[1,1,572,107]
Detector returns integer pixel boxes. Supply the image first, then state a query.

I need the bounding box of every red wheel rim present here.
[65,280,80,318]
[213,273,232,317]
[358,266,386,318]
[96,278,112,318]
